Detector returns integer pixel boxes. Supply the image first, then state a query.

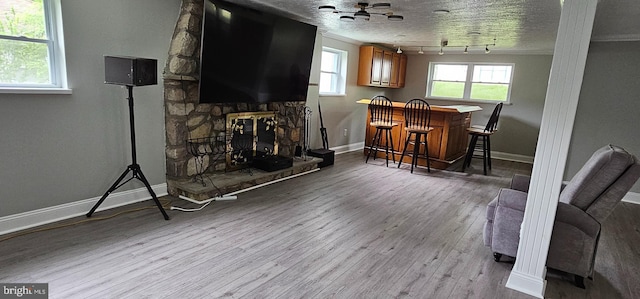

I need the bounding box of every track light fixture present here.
[438,40,446,55]
[397,47,402,54]
[319,2,404,22]
[402,38,496,55]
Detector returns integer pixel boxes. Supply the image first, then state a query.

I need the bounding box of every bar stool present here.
[366,95,398,167]
[462,103,503,175]
[398,99,433,173]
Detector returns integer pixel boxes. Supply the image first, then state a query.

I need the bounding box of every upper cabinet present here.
[358,45,407,89]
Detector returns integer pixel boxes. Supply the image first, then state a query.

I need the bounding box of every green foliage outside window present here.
[470,83,509,101]
[431,81,465,98]
[0,0,51,85]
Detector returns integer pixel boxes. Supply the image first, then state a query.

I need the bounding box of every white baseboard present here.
[330,142,364,155]
[622,191,640,205]
[491,151,534,164]
[506,270,546,298]
[0,183,168,236]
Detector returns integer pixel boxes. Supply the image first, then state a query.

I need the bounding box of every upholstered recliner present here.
[483,144,640,288]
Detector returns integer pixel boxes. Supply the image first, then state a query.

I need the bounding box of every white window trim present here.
[426,62,514,104]
[0,0,71,94]
[319,47,347,97]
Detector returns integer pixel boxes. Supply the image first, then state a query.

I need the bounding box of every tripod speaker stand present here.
[87,56,169,220]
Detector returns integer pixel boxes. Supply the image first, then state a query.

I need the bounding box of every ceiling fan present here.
[318,2,404,21]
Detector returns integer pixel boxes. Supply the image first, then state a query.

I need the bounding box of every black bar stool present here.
[462,103,503,175]
[398,99,433,173]
[366,96,398,167]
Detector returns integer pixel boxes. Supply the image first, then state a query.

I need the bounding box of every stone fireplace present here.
[162,0,317,199]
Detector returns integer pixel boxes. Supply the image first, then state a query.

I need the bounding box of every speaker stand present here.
[87,85,170,220]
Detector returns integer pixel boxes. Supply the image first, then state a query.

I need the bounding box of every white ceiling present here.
[231,0,640,54]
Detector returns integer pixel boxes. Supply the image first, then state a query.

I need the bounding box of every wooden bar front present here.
[358,99,482,170]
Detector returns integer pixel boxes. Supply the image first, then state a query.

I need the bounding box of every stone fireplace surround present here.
[163,0,317,199]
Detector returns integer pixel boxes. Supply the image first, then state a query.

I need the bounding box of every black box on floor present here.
[252,155,293,172]
[308,149,335,168]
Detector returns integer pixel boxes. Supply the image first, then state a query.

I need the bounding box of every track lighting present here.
[397,47,402,54]
[396,38,496,55]
[319,2,403,22]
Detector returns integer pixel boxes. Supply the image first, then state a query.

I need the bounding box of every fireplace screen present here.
[226,111,278,171]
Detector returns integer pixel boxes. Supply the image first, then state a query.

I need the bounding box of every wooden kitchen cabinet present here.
[381,51,392,86]
[389,53,407,88]
[358,45,407,88]
[398,54,407,87]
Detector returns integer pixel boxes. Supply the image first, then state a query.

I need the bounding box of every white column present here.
[505,0,598,298]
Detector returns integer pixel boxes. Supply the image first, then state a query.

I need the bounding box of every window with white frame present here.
[427,62,514,103]
[319,47,347,96]
[0,0,68,90]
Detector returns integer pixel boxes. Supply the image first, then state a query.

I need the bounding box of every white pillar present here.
[506,0,598,297]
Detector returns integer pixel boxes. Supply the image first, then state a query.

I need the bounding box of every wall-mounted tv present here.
[199,0,317,104]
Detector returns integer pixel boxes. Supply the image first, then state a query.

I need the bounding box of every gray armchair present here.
[483,144,640,288]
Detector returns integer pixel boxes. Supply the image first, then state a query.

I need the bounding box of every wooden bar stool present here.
[462,103,503,175]
[366,96,399,167]
[398,99,433,173]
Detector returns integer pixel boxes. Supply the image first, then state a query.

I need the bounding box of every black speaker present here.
[104,56,157,86]
[308,149,335,168]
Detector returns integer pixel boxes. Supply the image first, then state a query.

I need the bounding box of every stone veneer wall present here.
[163,0,306,195]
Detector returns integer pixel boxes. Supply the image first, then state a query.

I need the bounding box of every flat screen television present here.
[199,0,317,104]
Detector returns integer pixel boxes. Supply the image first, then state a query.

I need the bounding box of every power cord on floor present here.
[0,199,173,243]
[170,200,214,212]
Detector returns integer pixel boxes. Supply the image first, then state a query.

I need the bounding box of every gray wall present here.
[0,0,181,217]
[567,41,640,193]
[389,54,552,157]
[307,36,389,150]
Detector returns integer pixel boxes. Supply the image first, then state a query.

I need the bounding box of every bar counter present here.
[357,99,482,170]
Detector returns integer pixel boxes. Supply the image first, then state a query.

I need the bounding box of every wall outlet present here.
[343,128,348,136]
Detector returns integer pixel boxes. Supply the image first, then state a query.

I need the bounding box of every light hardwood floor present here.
[1,152,639,298]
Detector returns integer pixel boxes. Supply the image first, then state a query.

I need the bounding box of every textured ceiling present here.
[232,0,640,54]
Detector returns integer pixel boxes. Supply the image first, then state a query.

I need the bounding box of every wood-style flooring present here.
[1,152,639,298]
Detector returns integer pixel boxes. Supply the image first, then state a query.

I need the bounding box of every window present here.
[427,62,513,103]
[0,0,68,92]
[319,47,347,96]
